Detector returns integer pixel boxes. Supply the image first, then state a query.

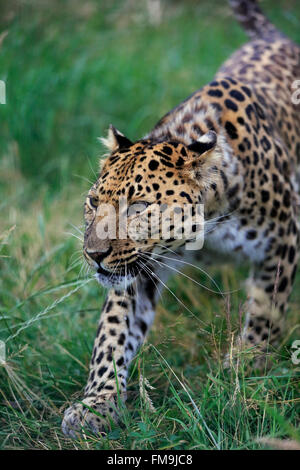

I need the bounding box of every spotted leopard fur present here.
[62,0,300,437]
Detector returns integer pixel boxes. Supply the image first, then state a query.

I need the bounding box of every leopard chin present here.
[94,271,136,289]
[93,258,149,288]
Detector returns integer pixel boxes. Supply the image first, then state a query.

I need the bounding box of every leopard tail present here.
[229,0,281,39]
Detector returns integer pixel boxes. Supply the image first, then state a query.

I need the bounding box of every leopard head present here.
[84,125,220,287]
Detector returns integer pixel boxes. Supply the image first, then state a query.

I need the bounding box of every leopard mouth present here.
[96,265,115,276]
[97,260,141,277]
[95,258,153,288]
[95,260,139,288]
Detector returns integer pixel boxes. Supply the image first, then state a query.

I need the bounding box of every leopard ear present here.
[184,130,221,187]
[100,125,133,152]
[187,130,217,156]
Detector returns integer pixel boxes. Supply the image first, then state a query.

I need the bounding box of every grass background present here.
[0,0,300,450]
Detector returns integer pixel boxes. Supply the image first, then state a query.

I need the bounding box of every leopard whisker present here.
[64,232,84,243]
[153,245,239,295]
[136,257,163,304]
[137,258,208,330]
[68,223,84,236]
[139,252,227,299]
[73,174,95,185]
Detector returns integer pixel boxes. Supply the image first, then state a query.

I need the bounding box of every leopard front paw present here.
[61,395,119,438]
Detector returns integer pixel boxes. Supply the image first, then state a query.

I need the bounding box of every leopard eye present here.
[89,195,99,209]
[127,201,149,217]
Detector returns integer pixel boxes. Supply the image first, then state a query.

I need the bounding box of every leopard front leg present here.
[62,279,157,438]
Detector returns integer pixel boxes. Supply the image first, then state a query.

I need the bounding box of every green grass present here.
[0,0,300,450]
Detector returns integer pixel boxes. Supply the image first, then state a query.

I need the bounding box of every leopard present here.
[62,0,300,438]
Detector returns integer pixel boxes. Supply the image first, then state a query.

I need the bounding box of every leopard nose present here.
[87,247,112,266]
